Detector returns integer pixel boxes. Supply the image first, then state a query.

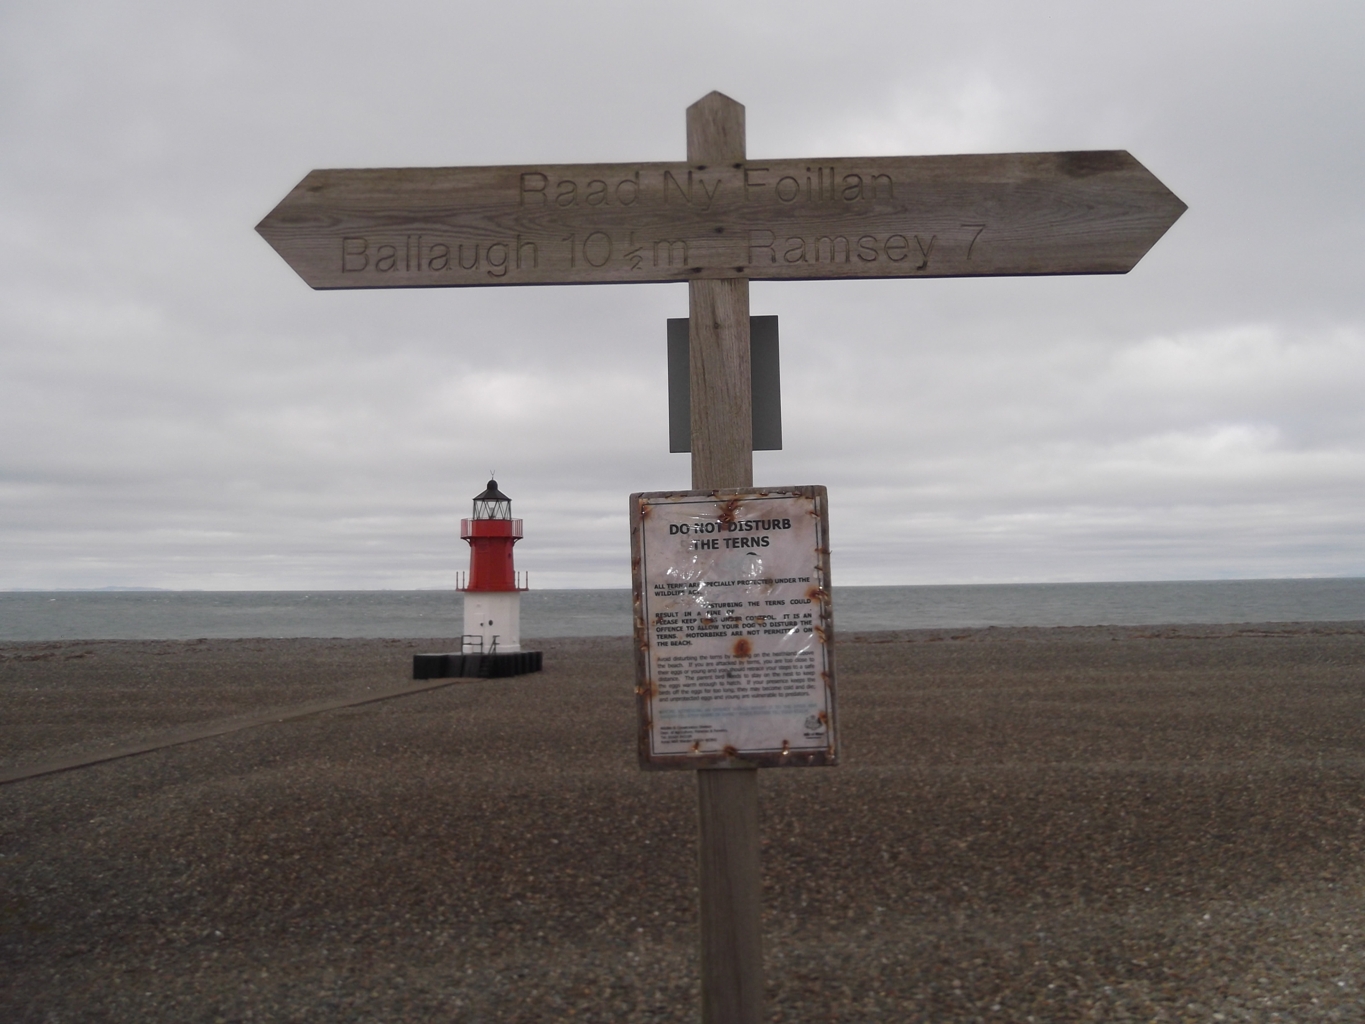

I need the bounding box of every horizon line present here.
[5,576,1365,594]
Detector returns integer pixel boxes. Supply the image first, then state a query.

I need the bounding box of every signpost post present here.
[257,92,1184,1024]
[682,93,763,1024]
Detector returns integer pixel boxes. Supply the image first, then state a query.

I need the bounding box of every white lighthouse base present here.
[462,591,521,653]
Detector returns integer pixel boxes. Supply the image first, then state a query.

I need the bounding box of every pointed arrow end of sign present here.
[254,173,330,288]
[1129,152,1188,226]
[1064,150,1187,270]
[1127,152,1188,263]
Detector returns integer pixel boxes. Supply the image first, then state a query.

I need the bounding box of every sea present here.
[2,579,1364,641]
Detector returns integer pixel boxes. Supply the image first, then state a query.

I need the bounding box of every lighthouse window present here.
[473,499,511,519]
[471,479,512,520]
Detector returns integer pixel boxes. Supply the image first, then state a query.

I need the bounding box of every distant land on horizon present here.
[5,577,1365,594]
[3,586,176,593]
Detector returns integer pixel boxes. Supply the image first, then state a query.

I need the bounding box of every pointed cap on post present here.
[687,92,745,164]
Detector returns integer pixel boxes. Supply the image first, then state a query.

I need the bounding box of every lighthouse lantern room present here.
[459,479,528,654]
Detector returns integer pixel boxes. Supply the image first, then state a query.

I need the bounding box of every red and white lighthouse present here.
[459,479,527,654]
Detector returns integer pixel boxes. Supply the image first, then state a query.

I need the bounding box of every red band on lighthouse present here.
[460,517,525,591]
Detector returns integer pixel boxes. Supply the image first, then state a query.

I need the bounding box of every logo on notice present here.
[803,714,824,733]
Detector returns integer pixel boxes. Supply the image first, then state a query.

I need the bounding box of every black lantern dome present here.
[471,479,512,520]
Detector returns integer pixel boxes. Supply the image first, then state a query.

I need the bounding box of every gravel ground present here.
[1,624,1363,1022]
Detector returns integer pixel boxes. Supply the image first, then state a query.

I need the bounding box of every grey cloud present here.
[1,0,1362,587]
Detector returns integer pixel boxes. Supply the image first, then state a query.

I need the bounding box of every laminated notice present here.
[630,486,836,769]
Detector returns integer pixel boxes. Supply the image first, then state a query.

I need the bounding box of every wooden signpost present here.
[258,92,1184,1024]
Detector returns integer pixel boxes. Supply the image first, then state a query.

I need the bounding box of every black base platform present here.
[412,650,543,680]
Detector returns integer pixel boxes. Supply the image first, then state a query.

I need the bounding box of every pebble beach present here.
[2,624,1363,1022]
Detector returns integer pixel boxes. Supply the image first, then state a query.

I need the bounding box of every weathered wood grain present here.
[697,767,763,1024]
[689,279,753,489]
[256,150,1185,289]
[686,91,765,1024]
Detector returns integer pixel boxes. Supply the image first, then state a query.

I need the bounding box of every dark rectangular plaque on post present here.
[668,316,781,453]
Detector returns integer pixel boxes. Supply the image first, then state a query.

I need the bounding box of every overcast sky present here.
[1,0,1362,589]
